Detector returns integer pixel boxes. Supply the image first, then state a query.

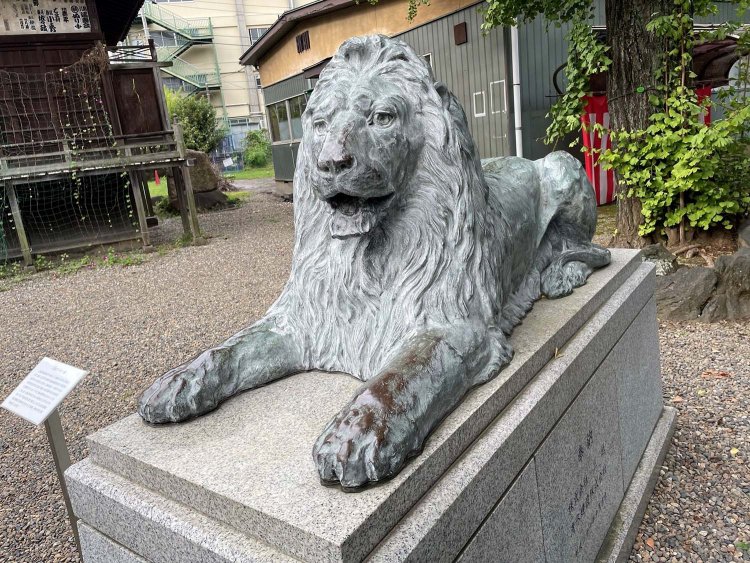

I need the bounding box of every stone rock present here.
[167,150,222,208]
[641,243,678,276]
[702,248,750,321]
[656,267,717,320]
[738,216,750,249]
[66,255,671,563]
[193,189,228,210]
[184,150,220,194]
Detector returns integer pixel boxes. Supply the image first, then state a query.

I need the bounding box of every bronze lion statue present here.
[138,35,610,490]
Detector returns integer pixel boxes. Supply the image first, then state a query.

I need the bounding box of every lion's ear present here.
[434,82,452,113]
[434,81,455,147]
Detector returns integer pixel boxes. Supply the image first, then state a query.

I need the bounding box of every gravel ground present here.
[630,321,750,562]
[0,192,748,562]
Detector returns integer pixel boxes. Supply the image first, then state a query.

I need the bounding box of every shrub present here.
[243,129,271,168]
[244,148,268,167]
[165,88,226,154]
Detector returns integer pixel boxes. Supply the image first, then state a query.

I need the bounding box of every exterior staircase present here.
[141,2,213,41]
[163,57,221,91]
[139,2,222,95]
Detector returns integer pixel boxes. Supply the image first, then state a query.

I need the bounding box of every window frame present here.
[266,93,309,144]
[248,27,269,46]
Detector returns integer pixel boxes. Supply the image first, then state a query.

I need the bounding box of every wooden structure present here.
[0,0,201,266]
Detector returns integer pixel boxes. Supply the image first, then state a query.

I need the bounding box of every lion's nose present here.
[317,147,355,175]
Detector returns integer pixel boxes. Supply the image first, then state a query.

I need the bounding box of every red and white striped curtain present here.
[580,88,712,206]
[581,95,614,206]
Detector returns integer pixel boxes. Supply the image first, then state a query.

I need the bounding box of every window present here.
[249,27,269,45]
[267,94,307,142]
[296,30,310,53]
[229,117,259,151]
[163,76,192,93]
[473,91,486,117]
[149,31,180,48]
[289,95,306,139]
[255,74,262,88]
[268,102,291,142]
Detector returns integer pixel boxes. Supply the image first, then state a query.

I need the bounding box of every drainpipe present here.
[510,24,523,157]
[235,0,263,124]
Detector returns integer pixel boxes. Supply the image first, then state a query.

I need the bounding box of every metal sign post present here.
[1,358,88,561]
[44,408,81,558]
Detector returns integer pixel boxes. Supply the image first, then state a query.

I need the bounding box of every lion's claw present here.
[138,365,216,424]
[313,400,414,489]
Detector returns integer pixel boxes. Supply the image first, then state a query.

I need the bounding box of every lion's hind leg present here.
[533,151,611,299]
[540,245,611,299]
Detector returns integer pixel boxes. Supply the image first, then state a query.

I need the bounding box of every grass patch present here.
[225,165,274,181]
[147,179,168,199]
[595,203,617,239]
[0,248,146,290]
[226,191,254,205]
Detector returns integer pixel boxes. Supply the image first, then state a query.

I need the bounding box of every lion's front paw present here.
[138,364,218,424]
[313,401,415,490]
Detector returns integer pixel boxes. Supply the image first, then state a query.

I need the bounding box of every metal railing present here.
[140,2,213,40]
[155,36,192,61]
[163,57,220,90]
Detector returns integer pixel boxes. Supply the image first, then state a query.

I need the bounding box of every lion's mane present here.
[267,36,516,380]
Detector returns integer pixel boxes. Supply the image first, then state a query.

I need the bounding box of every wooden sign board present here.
[1,0,92,36]
[1,357,87,425]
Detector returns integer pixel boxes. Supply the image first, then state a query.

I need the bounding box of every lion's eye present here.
[372,112,394,127]
[313,120,328,135]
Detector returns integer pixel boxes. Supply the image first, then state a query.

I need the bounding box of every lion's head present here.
[299,35,479,239]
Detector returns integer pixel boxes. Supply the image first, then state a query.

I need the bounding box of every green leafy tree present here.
[410,0,749,246]
[164,88,226,154]
[599,3,750,242]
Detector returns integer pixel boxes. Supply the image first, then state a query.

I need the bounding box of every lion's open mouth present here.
[326,192,395,216]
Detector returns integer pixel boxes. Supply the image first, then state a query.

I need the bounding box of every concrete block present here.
[456,461,544,563]
[66,250,670,563]
[534,363,624,563]
[614,298,664,485]
[80,522,148,563]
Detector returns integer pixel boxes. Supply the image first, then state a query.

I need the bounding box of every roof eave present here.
[115,0,146,44]
[240,0,358,67]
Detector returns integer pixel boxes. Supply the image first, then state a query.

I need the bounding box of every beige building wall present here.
[130,0,316,126]
[257,0,476,86]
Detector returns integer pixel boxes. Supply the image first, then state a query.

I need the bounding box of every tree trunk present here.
[605,0,668,247]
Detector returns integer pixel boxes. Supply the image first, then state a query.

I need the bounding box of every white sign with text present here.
[1,0,92,36]
[1,358,87,425]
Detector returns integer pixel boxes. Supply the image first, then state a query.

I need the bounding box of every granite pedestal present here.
[66,249,675,563]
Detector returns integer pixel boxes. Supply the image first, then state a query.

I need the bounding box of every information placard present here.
[1,0,92,36]
[1,358,87,425]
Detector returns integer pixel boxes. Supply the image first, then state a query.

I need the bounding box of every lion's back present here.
[482,156,540,231]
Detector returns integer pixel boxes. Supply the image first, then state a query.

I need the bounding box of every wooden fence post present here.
[5,183,34,269]
[172,122,203,244]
